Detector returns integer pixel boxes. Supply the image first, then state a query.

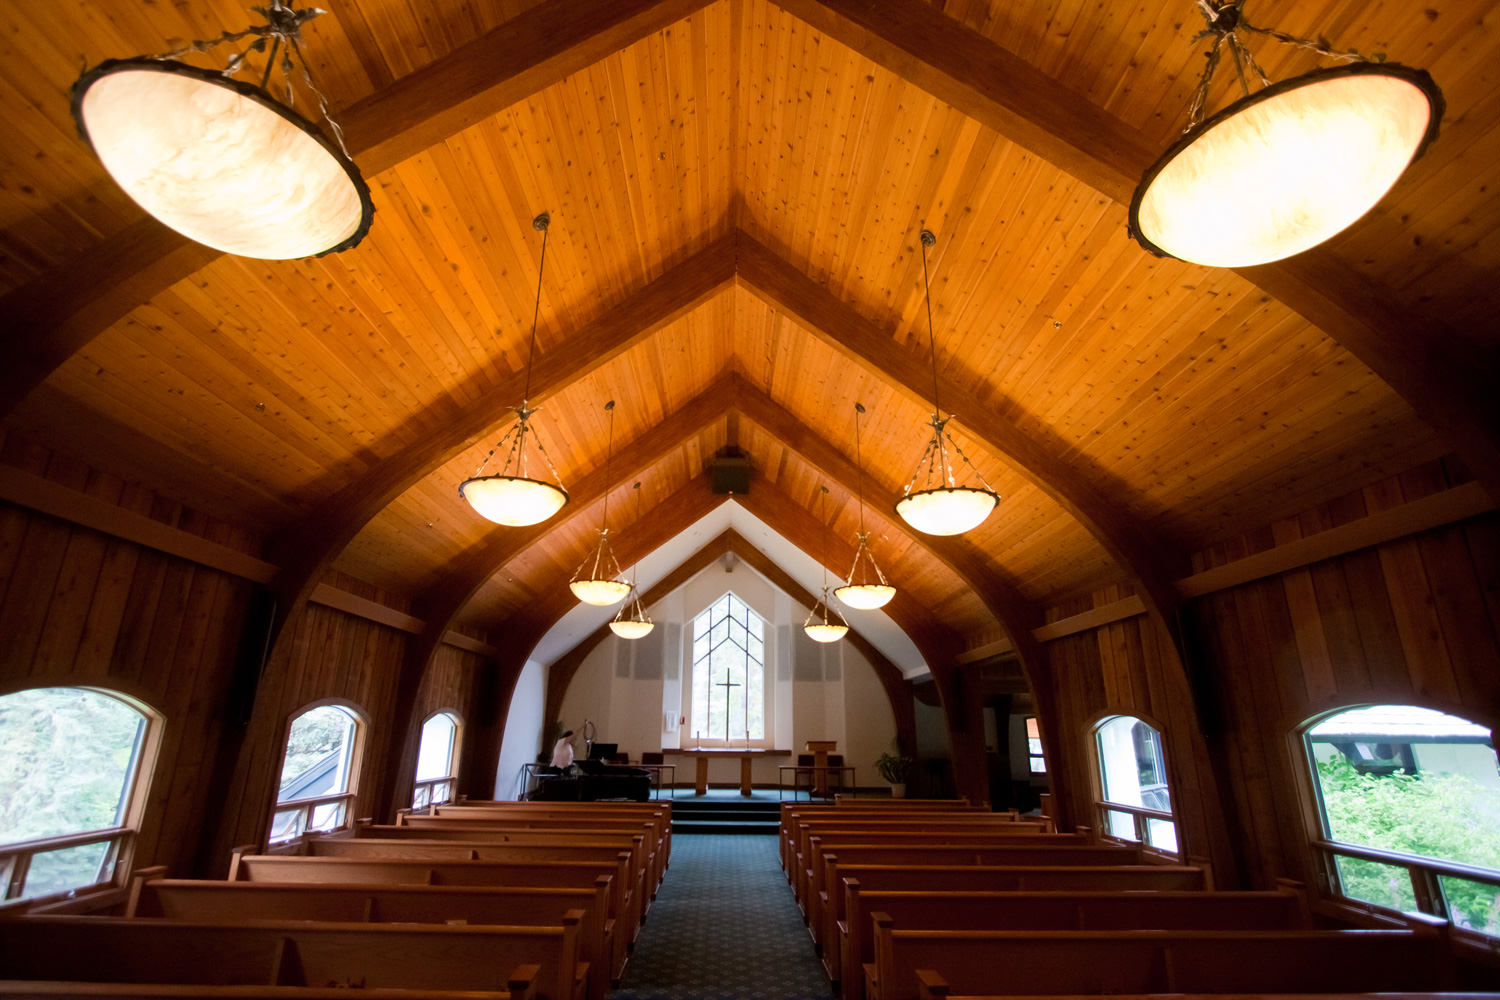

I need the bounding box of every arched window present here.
[0,686,159,903]
[271,702,364,843]
[689,592,765,744]
[413,710,461,809]
[1094,714,1178,854]
[1303,704,1499,937]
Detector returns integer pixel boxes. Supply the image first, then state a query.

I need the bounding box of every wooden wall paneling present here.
[1414,522,1500,708]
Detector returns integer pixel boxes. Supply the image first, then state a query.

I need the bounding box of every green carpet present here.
[610,834,835,1000]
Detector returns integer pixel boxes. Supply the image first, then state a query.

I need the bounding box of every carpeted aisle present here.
[609,834,836,1000]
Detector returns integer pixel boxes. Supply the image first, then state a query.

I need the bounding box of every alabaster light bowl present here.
[1130,63,1442,268]
[459,475,569,526]
[896,486,998,536]
[610,618,655,639]
[571,578,632,607]
[803,623,849,644]
[834,583,897,610]
[73,59,372,259]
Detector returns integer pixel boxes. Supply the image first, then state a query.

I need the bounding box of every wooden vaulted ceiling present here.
[2,0,1498,662]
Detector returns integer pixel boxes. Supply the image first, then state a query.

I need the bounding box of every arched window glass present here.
[0,686,157,903]
[413,711,460,809]
[271,703,362,843]
[1304,704,1499,936]
[689,592,765,743]
[1094,715,1177,854]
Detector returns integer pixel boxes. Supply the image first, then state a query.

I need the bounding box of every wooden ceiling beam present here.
[0,0,713,421]
[777,0,1500,499]
[732,231,1187,633]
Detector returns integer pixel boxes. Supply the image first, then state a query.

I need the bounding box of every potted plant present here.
[875,751,914,798]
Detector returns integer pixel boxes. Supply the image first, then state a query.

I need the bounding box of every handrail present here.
[1313,837,1500,887]
[1093,800,1175,821]
[0,826,130,856]
[1094,800,1179,856]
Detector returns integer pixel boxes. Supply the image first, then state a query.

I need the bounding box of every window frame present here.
[1090,713,1180,857]
[269,700,366,846]
[1025,716,1047,774]
[0,685,162,908]
[413,709,462,810]
[687,591,769,748]
[1295,702,1500,943]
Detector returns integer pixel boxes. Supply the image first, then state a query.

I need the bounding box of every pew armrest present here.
[916,968,949,1000]
[508,962,541,1000]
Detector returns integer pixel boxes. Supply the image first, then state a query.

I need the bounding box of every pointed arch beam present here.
[777,0,1500,500]
[540,527,918,757]
[0,0,716,421]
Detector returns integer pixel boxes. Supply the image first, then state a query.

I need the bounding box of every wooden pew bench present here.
[412,803,671,851]
[127,871,618,1000]
[817,862,1209,964]
[798,839,1104,905]
[785,817,1054,876]
[836,885,1310,1000]
[778,804,990,868]
[0,986,529,999]
[228,853,642,950]
[866,922,1449,1000]
[0,914,589,1000]
[354,822,666,892]
[804,842,1145,935]
[311,831,656,910]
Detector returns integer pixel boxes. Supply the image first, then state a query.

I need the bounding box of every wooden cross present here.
[715,670,740,743]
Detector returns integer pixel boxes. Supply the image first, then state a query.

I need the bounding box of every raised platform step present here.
[670,796,780,834]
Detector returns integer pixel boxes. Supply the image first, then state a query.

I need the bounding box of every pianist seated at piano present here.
[531,741,652,801]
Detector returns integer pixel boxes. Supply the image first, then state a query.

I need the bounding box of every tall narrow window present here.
[271,702,363,843]
[1094,715,1177,854]
[1025,717,1047,774]
[0,687,159,903]
[1304,704,1499,937]
[413,711,461,809]
[689,593,765,744]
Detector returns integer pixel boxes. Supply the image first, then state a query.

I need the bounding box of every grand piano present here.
[529,747,652,802]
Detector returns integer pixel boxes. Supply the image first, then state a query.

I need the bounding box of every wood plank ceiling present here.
[0,0,1495,655]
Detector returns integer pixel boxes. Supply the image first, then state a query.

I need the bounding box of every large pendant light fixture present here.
[834,403,896,611]
[804,487,849,644]
[570,400,632,607]
[1128,1,1442,268]
[895,229,1000,537]
[71,1,372,260]
[460,214,570,527]
[611,483,656,639]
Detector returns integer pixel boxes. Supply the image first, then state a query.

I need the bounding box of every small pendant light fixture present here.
[610,483,656,639]
[834,403,896,611]
[460,214,570,527]
[570,400,632,607]
[71,1,372,259]
[804,486,850,644]
[895,229,1000,537]
[1129,1,1442,268]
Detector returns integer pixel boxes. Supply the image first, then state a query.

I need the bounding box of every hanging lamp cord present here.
[599,400,616,532]
[521,214,550,405]
[918,229,952,484]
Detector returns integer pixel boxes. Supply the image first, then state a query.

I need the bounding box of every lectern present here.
[806,739,837,797]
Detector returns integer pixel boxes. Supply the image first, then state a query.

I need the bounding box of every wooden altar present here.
[663,748,791,796]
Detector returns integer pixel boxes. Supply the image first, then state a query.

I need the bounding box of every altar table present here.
[663,748,791,796]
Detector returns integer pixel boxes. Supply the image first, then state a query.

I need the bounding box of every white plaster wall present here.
[493,659,546,799]
[841,641,897,783]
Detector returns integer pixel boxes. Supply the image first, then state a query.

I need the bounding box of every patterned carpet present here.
[610,834,835,1000]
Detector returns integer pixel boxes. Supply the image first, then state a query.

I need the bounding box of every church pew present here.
[865,922,1450,1000]
[793,828,1084,900]
[915,987,1500,1000]
[358,821,667,891]
[337,826,661,900]
[0,914,589,1000]
[815,862,1210,962]
[126,872,617,1000]
[228,853,641,949]
[298,836,651,926]
[802,841,1145,927]
[785,816,1054,876]
[837,885,1310,1000]
[413,803,671,851]
[778,804,991,868]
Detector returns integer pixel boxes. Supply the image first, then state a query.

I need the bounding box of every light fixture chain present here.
[287,36,350,158]
[526,418,568,489]
[521,215,550,405]
[942,424,998,493]
[600,401,616,532]
[853,403,867,533]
